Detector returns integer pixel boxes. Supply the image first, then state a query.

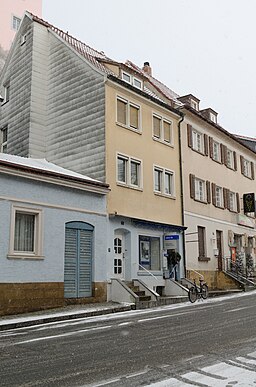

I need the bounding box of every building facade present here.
[178,95,256,288]
[0,153,109,315]
[0,12,186,300]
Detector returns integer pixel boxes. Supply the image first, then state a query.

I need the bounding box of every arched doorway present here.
[64,221,94,298]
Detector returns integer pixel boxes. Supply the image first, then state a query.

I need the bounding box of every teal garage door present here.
[64,222,94,298]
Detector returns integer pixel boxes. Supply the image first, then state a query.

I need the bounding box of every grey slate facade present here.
[0,15,106,181]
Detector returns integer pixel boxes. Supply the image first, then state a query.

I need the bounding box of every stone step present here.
[138,295,151,302]
[134,290,146,297]
[136,300,157,309]
[158,296,188,306]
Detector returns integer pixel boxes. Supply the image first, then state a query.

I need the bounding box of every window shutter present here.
[204,134,209,156]
[251,162,255,180]
[187,124,192,148]
[236,193,240,213]
[223,188,230,209]
[189,174,195,199]
[209,137,213,159]
[240,155,244,175]
[233,151,237,171]
[212,183,216,206]
[153,116,161,138]
[206,181,211,203]
[221,145,227,165]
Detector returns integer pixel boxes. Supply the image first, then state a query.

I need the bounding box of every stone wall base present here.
[186,270,241,290]
[0,281,107,316]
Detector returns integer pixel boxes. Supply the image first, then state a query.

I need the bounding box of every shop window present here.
[139,235,160,271]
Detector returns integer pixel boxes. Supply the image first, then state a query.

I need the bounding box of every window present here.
[212,141,221,162]
[229,191,237,212]
[3,83,10,103]
[215,186,223,208]
[192,129,204,153]
[139,235,161,271]
[154,166,175,197]
[117,154,142,188]
[12,15,21,31]
[241,156,254,179]
[195,178,206,202]
[9,206,43,258]
[209,112,217,123]
[198,226,207,259]
[153,114,172,144]
[121,71,143,89]
[117,97,140,131]
[191,99,199,111]
[226,149,234,169]
[1,126,7,153]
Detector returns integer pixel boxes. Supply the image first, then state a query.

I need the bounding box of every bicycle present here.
[188,278,208,303]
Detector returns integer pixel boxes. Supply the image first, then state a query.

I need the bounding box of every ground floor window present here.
[9,206,43,258]
[139,235,160,270]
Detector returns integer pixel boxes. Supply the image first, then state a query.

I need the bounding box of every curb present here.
[0,305,132,331]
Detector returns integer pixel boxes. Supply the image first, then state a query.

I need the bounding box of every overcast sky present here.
[43,0,256,138]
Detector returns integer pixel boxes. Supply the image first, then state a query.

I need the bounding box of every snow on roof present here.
[0,153,99,183]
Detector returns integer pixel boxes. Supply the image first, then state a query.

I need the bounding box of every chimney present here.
[142,61,152,76]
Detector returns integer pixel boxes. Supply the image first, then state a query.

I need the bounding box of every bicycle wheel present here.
[201,284,208,299]
[188,287,197,303]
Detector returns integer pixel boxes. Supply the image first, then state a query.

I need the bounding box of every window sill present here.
[212,158,222,164]
[153,136,174,148]
[191,147,205,156]
[241,173,254,180]
[116,182,143,191]
[116,122,141,134]
[7,254,44,260]
[154,191,176,200]
[1,100,9,106]
[198,256,210,262]
[194,198,208,204]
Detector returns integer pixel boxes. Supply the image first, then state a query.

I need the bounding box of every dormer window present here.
[121,71,142,90]
[191,99,199,111]
[210,112,217,123]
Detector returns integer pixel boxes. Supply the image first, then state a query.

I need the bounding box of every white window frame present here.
[3,83,10,103]
[116,96,141,132]
[226,148,234,169]
[153,165,175,198]
[215,186,223,208]
[212,140,221,162]
[191,99,199,111]
[0,126,7,153]
[229,191,237,212]
[194,178,206,202]
[209,112,217,123]
[8,206,43,259]
[121,71,143,90]
[152,114,173,145]
[243,158,252,178]
[12,15,21,31]
[192,129,204,153]
[117,153,142,189]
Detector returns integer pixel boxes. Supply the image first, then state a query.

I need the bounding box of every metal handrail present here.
[186,267,204,279]
[137,263,160,281]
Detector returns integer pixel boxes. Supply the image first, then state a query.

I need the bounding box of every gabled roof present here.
[25,13,181,109]
[0,153,109,190]
[125,60,182,107]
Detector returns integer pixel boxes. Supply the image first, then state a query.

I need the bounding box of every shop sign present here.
[164,234,179,249]
[237,214,255,229]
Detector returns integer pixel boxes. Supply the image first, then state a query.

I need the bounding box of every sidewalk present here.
[0,302,133,331]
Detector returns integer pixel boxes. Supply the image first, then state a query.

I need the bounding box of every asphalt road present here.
[1,292,256,386]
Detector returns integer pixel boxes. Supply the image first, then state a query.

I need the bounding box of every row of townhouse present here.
[0,12,255,314]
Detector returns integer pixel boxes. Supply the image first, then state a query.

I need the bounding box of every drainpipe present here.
[178,112,186,277]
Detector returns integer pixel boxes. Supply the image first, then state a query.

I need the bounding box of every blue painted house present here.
[0,153,109,315]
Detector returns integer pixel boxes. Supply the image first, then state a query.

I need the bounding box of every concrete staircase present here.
[126,282,158,309]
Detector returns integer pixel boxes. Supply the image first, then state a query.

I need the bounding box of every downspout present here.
[178,112,186,277]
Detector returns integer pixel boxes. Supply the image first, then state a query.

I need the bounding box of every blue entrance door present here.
[64,222,94,298]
